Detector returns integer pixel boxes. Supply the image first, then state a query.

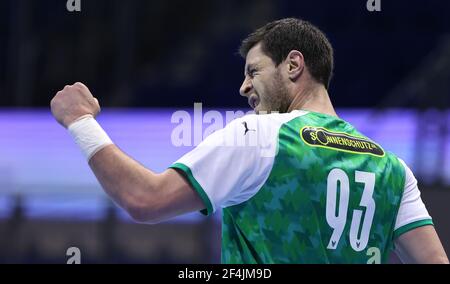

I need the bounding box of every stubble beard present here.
[259,71,291,114]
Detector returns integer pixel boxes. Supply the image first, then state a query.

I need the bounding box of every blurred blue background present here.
[0,0,450,263]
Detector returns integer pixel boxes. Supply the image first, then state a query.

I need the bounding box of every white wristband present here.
[68,115,113,161]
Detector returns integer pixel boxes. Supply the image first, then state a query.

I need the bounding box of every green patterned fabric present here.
[221,112,406,264]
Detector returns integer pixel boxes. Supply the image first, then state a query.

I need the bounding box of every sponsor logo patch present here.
[300,126,385,157]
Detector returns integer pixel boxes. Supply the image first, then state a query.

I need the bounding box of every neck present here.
[287,83,338,117]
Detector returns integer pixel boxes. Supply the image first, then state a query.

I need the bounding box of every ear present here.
[285,50,304,81]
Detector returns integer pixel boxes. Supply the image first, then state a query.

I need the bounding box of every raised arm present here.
[50,82,204,223]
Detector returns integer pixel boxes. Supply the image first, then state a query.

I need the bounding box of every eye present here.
[248,68,257,78]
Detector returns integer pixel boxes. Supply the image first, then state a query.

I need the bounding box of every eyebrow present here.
[245,63,257,77]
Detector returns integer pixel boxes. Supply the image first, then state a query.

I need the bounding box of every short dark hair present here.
[239,18,334,89]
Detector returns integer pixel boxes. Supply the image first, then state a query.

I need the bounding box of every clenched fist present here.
[50,82,100,128]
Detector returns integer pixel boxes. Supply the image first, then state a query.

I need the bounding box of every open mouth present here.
[248,94,260,109]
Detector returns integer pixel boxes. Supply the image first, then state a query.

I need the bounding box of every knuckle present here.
[51,94,59,103]
[74,82,89,93]
[73,85,82,92]
[74,82,85,89]
[50,97,59,109]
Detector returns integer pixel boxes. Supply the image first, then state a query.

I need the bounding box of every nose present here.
[239,77,252,97]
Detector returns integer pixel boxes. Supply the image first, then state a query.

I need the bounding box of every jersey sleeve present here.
[169,115,278,216]
[393,158,433,239]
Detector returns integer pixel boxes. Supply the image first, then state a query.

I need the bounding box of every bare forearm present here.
[50,83,202,223]
[395,225,449,264]
[88,144,160,220]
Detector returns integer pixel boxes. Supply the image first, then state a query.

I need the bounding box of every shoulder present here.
[224,110,310,132]
[396,157,416,187]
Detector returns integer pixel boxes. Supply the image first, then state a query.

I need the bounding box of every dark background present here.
[1,0,450,109]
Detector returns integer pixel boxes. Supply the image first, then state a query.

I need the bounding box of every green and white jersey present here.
[170,110,432,264]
